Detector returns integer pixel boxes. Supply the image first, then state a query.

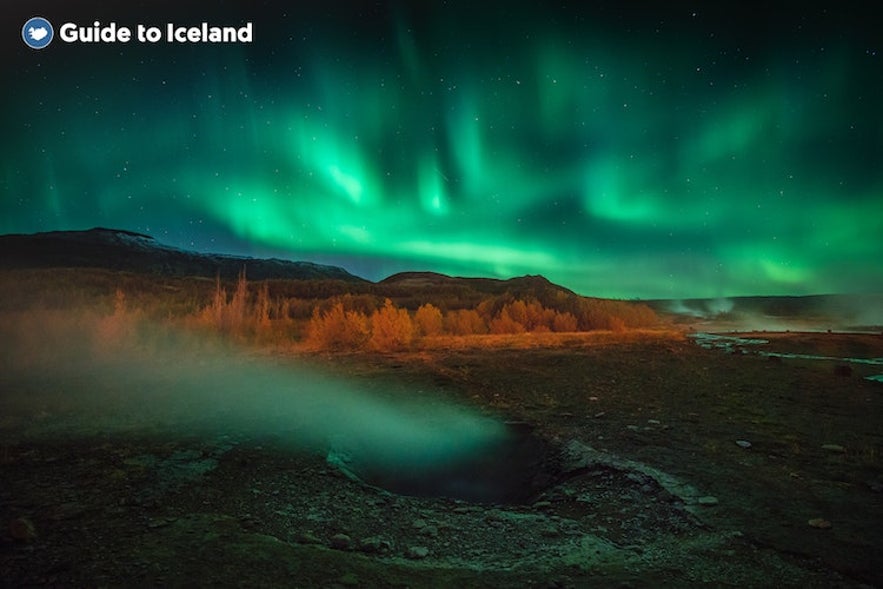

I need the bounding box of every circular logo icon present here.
[23,17,54,50]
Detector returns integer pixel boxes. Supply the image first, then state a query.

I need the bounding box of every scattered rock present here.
[626,425,640,432]
[735,440,752,449]
[406,546,430,559]
[411,518,428,529]
[808,518,832,529]
[330,533,352,550]
[357,536,390,554]
[647,419,661,425]
[697,496,719,506]
[294,531,322,545]
[9,517,37,542]
[821,444,846,454]
[532,500,552,509]
[626,473,649,485]
[540,526,561,538]
[485,511,506,523]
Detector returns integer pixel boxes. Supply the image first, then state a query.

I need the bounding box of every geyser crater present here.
[327,422,564,505]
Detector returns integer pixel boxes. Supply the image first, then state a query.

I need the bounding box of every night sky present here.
[2,1,881,298]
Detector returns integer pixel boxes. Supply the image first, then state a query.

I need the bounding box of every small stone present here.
[626,425,640,431]
[647,419,661,425]
[808,518,832,529]
[626,472,648,484]
[358,536,388,553]
[295,532,322,545]
[147,518,171,529]
[330,533,352,550]
[697,496,719,506]
[406,546,429,559]
[9,517,37,542]
[821,444,846,453]
[485,511,506,523]
[540,526,561,538]
[411,518,428,529]
[419,525,439,538]
[532,500,552,509]
[594,411,606,418]
[735,440,752,449]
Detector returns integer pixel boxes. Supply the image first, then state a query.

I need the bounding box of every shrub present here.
[305,302,369,350]
[552,311,579,332]
[414,303,443,337]
[369,299,413,351]
[489,304,527,334]
[444,309,487,335]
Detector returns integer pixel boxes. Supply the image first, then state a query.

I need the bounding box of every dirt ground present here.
[2,331,882,587]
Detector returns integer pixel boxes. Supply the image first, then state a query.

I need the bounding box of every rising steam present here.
[0,312,508,475]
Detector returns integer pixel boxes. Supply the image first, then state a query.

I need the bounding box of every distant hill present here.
[0,228,366,282]
[380,271,576,296]
[0,228,659,327]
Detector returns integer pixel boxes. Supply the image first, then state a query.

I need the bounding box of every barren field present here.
[2,331,882,587]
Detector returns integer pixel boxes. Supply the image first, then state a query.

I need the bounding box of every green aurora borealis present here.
[2,2,882,298]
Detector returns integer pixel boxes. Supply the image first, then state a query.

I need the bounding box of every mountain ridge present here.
[380,271,576,297]
[0,227,366,283]
[2,229,879,326]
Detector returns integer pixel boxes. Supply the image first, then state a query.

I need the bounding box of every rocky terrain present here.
[3,332,881,587]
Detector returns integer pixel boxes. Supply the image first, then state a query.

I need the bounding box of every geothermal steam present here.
[0,318,508,475]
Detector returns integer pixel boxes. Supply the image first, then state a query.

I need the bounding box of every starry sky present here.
[2,1,881,298]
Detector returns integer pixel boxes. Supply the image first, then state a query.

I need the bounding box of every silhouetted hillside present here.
[0,228,662,334]
[0,228,366,282]
[381,271,574,295]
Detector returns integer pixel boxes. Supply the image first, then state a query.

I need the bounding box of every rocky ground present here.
[2,332,881,587]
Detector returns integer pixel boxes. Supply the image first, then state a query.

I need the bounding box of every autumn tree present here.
[551,310,579,332]
[414,303,443,337]
[488,302,527,334]
[306,302,369,350]
[369,299,413,351]
[444,309,487,335]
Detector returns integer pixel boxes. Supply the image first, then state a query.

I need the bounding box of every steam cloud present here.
[0,319,508,473]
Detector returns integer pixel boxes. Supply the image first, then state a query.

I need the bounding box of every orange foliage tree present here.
[369,299,414,351]
[414,303,444,336]
[444,309,488,335]
[305,302,369,350]
[488,302,527,334]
